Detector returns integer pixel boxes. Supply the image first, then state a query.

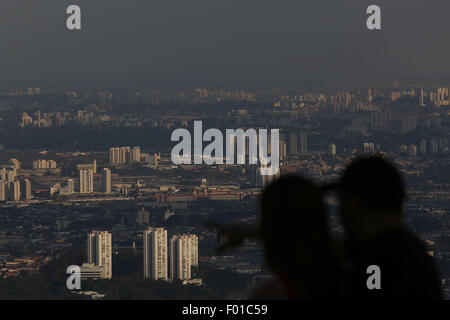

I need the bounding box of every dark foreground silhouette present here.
[210,155,442,299]
[335,156,442,299]
[252,175,340,299]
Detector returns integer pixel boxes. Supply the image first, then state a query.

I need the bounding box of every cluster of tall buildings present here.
[19,110,50,128]
[0,180,31,201]
[0,161,32,201]
[426,87,450,106]
[363,142,376,153]
[327,90,363,114]
[78,167,112,194]
[419,137,448,155]
[287,131,308,155]
[33,159,57,169]
[83,228,198,282]
[109,146,141,165]
[143,228,198,281]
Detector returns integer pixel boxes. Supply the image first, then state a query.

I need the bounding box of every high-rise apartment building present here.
[109,147,120,164]
[110,146,141,165]
[132,147,141,163]
[79,169,94,193]
[120,147,131,164]
[0,181,6,201]
[87,231,112,279]
[68,178,75,194]
[169,234,198,281]
[7,181,21,201]
[143,227,168,280]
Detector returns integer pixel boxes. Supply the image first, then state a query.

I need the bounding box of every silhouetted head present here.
[337,155,406,242]
[259,175,331,275]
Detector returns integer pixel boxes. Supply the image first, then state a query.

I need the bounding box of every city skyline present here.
[0,82,449,299]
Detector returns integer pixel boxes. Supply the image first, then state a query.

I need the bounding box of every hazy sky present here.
[0,0,449,89]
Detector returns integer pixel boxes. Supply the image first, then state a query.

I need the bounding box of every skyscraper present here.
[189,235,198,268]
[87,231,112,279]
[169,234,198,281]
[67,178,75,194]
[0,181,6,201]
[7,181,21,201]
[79,169,94,193]
[109,147,120,164]
[102,168,112,194]
[132,147,141,163]
[120,147,131,163]
[143,227,168,280]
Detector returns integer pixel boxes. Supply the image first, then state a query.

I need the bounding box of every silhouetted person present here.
[335,156,442,299]
[251,175,340,299]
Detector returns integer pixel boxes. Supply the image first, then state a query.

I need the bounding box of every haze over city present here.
[1,0,450,89]
[0,0,449,304]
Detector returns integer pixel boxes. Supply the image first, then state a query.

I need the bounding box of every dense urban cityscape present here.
[0,83,448,299]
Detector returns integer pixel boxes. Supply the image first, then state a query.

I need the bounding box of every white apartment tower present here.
[7,181,21,201]
[0,181,6,201]
[169,234,198,281]
[132,147,141,163]
[68,178,75,194]
[120,147,131,164]
[79,169,94,193]
[109,147,120,164]
[143,227,168,280]
[87,231,112,279]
